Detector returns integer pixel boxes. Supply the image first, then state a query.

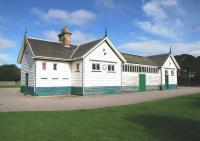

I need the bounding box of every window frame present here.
[92,63,101,72]
[42,62,46,70]
[108,64,115,72]
[53,64,57,70]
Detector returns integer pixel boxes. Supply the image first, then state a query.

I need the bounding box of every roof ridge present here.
[121,52,143,57]
[26,36,62,44]
[79,38,104,46]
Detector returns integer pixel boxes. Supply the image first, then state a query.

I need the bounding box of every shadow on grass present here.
[129,115,200,141]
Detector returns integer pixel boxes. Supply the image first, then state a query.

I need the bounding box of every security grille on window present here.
[92,63,100,71]
[108,64,115,72]
[42,62,46,70]
[53,64,57,70]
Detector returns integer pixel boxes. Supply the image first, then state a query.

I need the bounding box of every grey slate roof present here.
[27,38,77,59]
[121,53,157,66]
[26,37,170,67]
[147,53,170,66]
[71,38,104,59]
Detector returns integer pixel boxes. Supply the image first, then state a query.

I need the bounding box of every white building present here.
[17,27,180,96]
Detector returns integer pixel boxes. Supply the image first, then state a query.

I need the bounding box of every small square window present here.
[92,63,100,71]
[108,64,115,72]
[42,62,46,70]
[53,64,57,70]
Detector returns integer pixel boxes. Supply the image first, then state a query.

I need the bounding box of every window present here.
[42,62,46,70]
[125,65,128,72]
[92,63,100,71]
[122,65,125,72]
[76,63,80,72]
[165,70,168,75]
[171,70,174,76]
[53,64,57,70]
[108,64,115,72]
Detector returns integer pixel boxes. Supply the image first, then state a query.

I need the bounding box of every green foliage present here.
[0,94,200,141]
[175,54,200,86]
[0,64,20,81]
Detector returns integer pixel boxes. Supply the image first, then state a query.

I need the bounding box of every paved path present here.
[0,87,200,112]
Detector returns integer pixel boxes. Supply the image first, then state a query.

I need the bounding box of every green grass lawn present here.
[0,94,200,141]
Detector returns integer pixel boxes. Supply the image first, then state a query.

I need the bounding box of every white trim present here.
[25,37,35,57]
[17,38,25,64]
[170,54,180,69]
[69,45,80,59]
[82,37,126,63]
[123,62,158,67]
[33,56,71,61]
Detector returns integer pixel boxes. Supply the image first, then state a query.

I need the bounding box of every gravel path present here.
[0,87,200,112]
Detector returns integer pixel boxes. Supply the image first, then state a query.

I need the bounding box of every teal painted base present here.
[84,86,121,95]
[121,86,139,93]
[146,85,160,91]
[161,84,177,90]
[35,87,71,96]
[71,87,83,96]
[20,84,177,96]
[20,86,35,96]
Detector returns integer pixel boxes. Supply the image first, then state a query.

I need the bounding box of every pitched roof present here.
[121,53,157,66]
[27,38,77,59]
[71,38,103,59]
[147,53,170,66]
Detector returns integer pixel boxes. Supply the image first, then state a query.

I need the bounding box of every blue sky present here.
[0,0,200,65]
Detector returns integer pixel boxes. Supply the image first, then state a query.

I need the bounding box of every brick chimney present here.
[58,26,72,47]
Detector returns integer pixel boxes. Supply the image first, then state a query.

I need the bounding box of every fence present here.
[0,81,16,86]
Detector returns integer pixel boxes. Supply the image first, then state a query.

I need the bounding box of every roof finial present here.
[170,45,172,54]
[24,27,27,38]
[104,27,107,37]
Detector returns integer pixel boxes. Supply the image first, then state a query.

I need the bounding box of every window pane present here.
[53,64,57,70]
[92,63,95,70]
[42,62,46,70]
[125,65,127,72]
[97,64,100,70]
[108,65,111,71]
[112,65,114,71]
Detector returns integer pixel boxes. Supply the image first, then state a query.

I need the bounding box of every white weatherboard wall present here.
[35,60,71,87]
[71,60,82,87]
[21,46,35,87]
[122,72,138,86]
[84,41,122,87]
[162,56,177,85]
[122,66,161,87]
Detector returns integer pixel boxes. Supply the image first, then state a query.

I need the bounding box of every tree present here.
[0,64,20,81]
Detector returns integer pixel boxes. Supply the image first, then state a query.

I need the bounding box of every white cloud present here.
[136,0,185,39]
[0,54,10,64]
[119,39,200,56]
[72,30,96,44]
[32,8,96,25]
[43,30,96,44]
[0,36,15,48]
[43,30,58,42]
[142,0,177,20]
[136,21,177,38]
